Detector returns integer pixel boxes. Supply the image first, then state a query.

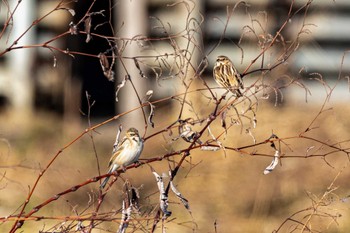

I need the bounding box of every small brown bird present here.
[213,55,244,97]
[100,128,143,189]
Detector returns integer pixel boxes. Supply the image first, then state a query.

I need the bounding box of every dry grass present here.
[1,94,350,232]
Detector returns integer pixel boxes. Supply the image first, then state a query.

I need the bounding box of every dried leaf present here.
[146,90,153,99]
[252,115,257,128]
[84,15,92,43]
[52,55,57,68]
[69,21,78,35]
[207,126,226,156]
[113,124,123,153]
[152,171,172,218]
[245,128,256,144]
[148,103,155,128]
[117,200,131,233]
[306,146,315,153]
[178,122,201,144]
[98,53,115,81]
[115,75,128,102]
[58,7,75,16]
[263,150,280,175]
[67,8,75,16]
[221,110,227,129]
[131,187,140,208]
[103,69,115,81]
[134,58,147,78]
[200,146,220,151]
[170,181,191,213]
[99,53,109,70]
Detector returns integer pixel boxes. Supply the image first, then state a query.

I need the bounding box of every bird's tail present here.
[100,164,119,189]
[100,176,110,189]
[235,89,242,97]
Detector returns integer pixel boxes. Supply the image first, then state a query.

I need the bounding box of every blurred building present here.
[0,0,350,117]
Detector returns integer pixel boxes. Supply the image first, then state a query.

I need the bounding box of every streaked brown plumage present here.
[100,127,143,189]
[213,55,244,97]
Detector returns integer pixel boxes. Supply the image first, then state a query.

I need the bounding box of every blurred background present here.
[1,0,350,232]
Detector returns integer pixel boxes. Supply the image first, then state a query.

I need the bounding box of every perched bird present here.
[100,127,144,189]
[213,55,244,97]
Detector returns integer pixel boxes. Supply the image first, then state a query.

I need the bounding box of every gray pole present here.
[115,0,148,128]
[7,0,35,113]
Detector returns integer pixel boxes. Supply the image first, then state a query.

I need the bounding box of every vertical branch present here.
[85,92,102,179]
[116,50,148,133]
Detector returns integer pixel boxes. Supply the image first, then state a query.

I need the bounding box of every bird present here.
[213,55,244,97]
[100,127,144,189]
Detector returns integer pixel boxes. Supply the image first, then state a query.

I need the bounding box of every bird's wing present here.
[108,137,128,167]
[226,66,239,88]
[237,73,244,89]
